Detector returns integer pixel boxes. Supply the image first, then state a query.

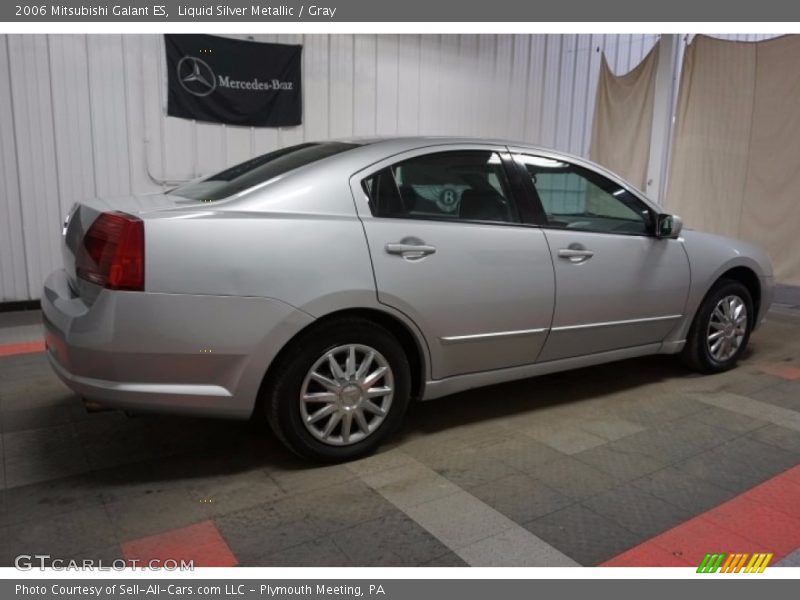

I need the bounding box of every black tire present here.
[263,317,411,462]
[682,279,753,374]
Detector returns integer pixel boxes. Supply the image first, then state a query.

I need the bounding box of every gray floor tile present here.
[674,436,799,493]
[576,415,646,441]
[608,393,708,427]
[403,491,515,549]
[776,548,800,567]
[92,460,201,504]
[61,544,123,564]
[631,466,736,514]
[188,471,287,518]
[121,450,290,517]
[582,485,694,538]
[358,462,462,509]
[719,373,782,397]
[519,423,607,455]
[436,421,518,452]
[3,423,90,488]
[217,500,324,562]
[423,447,519,489]
[284,480,397,536]
[749,385,800,412]
[523,504,641,566]
[398,433,460,463]
[691,406,768,434]
[1,404,73,433]
[0,526,12,567]
[4,505,117,558]
[526,456,616,499]
[468,472,573,524]
[421,551,469,567]
[347,450,418,477]
[770,380,800,396]
[104,489,207,541]
[256,536,352,567]
[573,444,667,482]
[3,474,105,525]
[0,439,5,490]
[332,512,451,566]
[456,526,579,567]
[0,322,43,344]
[693,391,800,433]
[267,463,358,496]
[604,418,737,464]
[0,310,42,330]
[0,379,80,411]
[482,436,566,472]
[746,424,800,455]
[0,355,52,384]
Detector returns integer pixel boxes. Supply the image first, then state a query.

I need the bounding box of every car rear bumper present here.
[42,269,314,419]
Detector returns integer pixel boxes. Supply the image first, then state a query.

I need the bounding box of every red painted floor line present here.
[602,465,800,567]
[0,340,45,357]
[121,520,239,568]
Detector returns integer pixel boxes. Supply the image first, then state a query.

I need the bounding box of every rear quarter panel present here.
[143,173,378,316]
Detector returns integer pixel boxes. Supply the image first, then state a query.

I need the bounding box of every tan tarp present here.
[666,35,800,286]
[589,42,659,191]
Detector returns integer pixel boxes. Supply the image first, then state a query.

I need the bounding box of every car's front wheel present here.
[682,279,753,374]
[263,318,411,462]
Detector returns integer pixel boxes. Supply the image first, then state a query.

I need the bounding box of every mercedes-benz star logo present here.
[177,56,217,97]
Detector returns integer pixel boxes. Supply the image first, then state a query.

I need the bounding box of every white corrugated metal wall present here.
[0,33,772,302]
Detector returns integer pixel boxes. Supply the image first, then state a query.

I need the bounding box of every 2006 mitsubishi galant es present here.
[43,138,774,461]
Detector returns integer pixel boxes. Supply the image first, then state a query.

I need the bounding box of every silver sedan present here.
[42,138,774,461]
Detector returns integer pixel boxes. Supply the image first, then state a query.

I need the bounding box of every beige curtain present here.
[666,35,800,286]
[590,42,659,191]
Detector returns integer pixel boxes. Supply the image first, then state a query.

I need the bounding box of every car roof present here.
[331,136,606,178]
[338,135,576,157]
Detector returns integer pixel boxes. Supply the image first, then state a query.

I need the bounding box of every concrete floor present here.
[1,308,799,567]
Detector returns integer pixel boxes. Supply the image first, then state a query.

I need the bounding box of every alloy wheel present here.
[299,344,394,446]
[706,294,748,362]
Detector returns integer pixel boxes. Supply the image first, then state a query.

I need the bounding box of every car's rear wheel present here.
[263,318,411,462]
[682,279,753,374]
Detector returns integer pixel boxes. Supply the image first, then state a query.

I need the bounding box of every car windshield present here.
[169,142,361,202]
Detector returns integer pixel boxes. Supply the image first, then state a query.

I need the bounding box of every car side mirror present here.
[656,213,683,239]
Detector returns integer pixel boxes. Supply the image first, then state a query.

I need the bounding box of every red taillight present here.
[76,211,144,291]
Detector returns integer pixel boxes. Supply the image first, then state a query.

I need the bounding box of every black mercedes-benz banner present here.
[165,34,302,127]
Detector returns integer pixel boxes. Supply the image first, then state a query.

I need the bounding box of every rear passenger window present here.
[362,151,520,224]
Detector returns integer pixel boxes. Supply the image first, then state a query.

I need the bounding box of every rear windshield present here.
[169,142,361,202]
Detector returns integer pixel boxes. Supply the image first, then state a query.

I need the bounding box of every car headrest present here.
[459,189,506,222]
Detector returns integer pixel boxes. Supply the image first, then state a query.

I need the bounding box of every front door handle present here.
[385,242,437,260]
[558,248,594,262]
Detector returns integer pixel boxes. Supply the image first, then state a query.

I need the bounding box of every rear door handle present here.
[385,243,437,259]
[558,248,594,262]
